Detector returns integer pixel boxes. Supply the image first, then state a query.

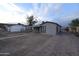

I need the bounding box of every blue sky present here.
[0,3,79,27]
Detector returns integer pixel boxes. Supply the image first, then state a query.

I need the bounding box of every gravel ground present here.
[0,32,79,56]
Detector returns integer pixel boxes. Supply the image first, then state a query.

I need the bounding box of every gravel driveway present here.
[0,32,79,56]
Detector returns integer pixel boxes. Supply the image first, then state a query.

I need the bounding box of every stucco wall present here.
[76,27,79,33]
[42,23,57,35]
[8,25,25,32]
[57,26,61,33]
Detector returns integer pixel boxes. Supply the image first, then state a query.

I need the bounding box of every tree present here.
[0,24,6,31]
[27,15,37,26]
[17,23,22,25]
[69,18,79,27]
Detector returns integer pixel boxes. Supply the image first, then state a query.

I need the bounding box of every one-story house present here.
[69,26,79,33]
[33,21,61,35]
[69,27,76,33]
[0,23,26,32]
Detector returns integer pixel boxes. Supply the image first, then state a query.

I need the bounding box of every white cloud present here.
[31,3,62,22]
[1,3,78,27]
[0,3,27,24]
[1,3,24,13]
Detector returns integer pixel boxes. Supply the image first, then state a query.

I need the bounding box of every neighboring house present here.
[8,24,26,32]
[69,26,79,33]
[69,27,76,33]
[33,21,61,35]
[0,22,61,35]
[0,23,26,32]
[76,26,79,33]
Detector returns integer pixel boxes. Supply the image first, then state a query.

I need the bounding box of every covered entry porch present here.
[33,26,46,33]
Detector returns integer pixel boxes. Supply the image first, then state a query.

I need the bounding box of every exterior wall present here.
[42,23,57,35]
[69,27,72,32]
[69,27,79,33]
[26,26,33,32]
[7,25,26,32]
[76,27,79,33]
[69,27,76,33]
[57,26,61,33]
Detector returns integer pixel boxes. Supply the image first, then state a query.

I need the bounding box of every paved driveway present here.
[0,32,79,56]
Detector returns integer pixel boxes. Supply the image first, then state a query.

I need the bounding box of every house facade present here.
[76,27,79,33]
[7,24,26,32]
[0,22,61,34]
[0,23,26,32]
[33,21,61,35]
[69,26,79,33]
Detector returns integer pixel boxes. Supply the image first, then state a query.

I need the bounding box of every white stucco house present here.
[7,24,26,32]
[0,22,61,35]
[0,23,26,32]
[33,21,61,35]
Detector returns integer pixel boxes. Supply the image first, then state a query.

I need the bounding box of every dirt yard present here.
[0,32,79,56]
